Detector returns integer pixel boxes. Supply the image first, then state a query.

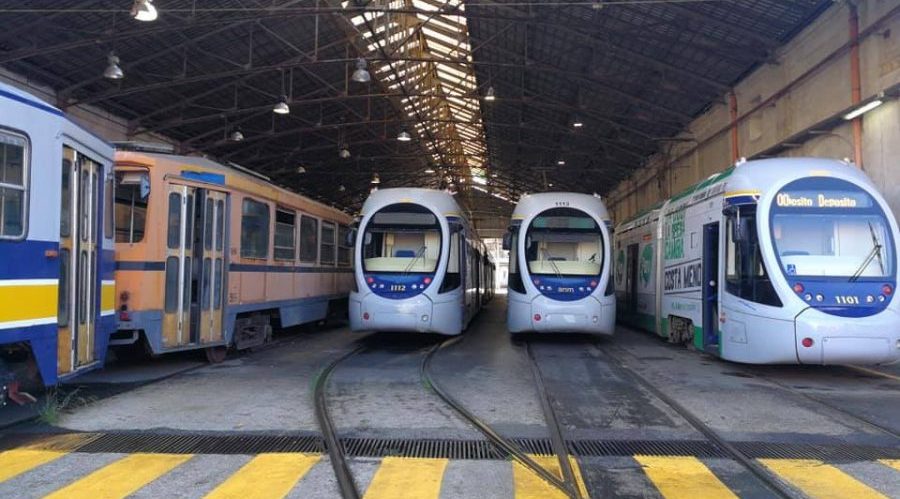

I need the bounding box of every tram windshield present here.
[770,178,894,278]
[525,208,603,277]
[362,203,441,273]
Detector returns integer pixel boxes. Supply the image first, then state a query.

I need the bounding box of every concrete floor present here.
[1,296,898,498]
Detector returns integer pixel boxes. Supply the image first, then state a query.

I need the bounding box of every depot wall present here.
[608,0,900,223]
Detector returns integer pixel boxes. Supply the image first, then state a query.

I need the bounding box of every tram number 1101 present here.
[834,295,860,305]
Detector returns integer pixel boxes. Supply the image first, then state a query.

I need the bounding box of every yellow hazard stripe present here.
[878,459,900,472]
[364,457,448,499]
[512,454,588,499]
[205,453,320,499]
[760,458,887,499]
[44,453,192,499]
[0,449,68,483]
[635,455,736,499]
[0,283,57,323]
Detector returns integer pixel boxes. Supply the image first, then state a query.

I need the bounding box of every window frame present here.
[299,214,319,264]
[240,196,271,260]
[0,127,30,241]
[320,220,337,266]
[338,224,353,266]
[114,170,150,244]
[274,207,297,261]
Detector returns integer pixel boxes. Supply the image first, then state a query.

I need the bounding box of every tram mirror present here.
[502,232,511,251]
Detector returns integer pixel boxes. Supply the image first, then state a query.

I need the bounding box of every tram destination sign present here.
[775,190,872,209]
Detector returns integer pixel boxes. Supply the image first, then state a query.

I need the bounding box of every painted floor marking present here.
[43,452,192,499]
[204,452,321,499]
[878,459,900,472]
[512,454,589,499]
[0,449,68,483]
[634,455,737,499]
[760,458,888,499]
[363,456,449,499]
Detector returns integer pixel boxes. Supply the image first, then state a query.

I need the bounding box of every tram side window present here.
[115,172,149,243]
[299,215,318,263]
[338,225,352,266]
[167,192,181,249]
[725,213,782,307]
[241,198,270,259]
[274,208,296,261]
[439,228,462,292]
[507,228,526,293]
[104,172,113,240]
[321,221,336,265]
[0,132,27,239]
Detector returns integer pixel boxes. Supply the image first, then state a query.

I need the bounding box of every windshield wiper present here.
[849,222,883,282]
[403,246,427,275]
[541,249,562,278]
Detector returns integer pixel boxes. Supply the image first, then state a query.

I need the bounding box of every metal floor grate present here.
[5,432,899,461]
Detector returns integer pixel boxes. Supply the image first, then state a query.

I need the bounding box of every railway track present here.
[594,342,800,499]
[313,336,584,499]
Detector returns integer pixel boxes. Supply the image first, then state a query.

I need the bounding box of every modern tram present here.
[615,157,900,365]
[349,188,494,335]
[0,82,116,399]
[505,193,615,334]
[113,150,355,362]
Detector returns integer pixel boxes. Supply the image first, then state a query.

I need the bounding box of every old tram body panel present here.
[615,158,900,365]
[113,152,354,355]
[0,82,116,387]
[506,193,615,335]
[349,188,494,335]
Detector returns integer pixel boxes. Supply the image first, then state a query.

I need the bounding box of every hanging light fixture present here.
[103,52,124,80]
[572,116,584,128]
[397,129,412,142]
[273,95,290,115]
[229,128,244,142]
[371,173,381,185]
[424,167,436,174]
[351,58,371,83]
[130,0,158,22]
[557,159,566,166]
[339,184,346,192]
[484,86,496,102]
[296,165,307,173]
[339,145,351,159]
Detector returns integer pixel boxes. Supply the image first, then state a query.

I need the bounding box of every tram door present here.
[59,147,100,373]
[164,185,227,347]
[625,243,639,314]
[702,222,720,351]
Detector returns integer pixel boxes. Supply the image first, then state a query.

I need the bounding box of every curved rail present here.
[596,343,799,499]
[421,337,577,498]
[313,346,365,499]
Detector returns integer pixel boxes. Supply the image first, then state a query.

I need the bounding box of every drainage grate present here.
[7,432,899,461]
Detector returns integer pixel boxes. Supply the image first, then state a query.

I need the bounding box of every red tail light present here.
[366,276,374,284]
[801,337,814,348]
[119,310,131,321]
[119,291,130,303]
[423,277,432,284]
[590,280,598,288]
[792,283,804,294]
[882,284,893,295]
[363,312,370,320]
[533,314,541,322]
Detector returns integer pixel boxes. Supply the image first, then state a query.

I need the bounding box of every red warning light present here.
[801,337,814,348]
[882,284,893,295]
[533,314,541,322]
[423,277,432,284]
[363,312,370,320]
[792,283,804,294]
[366,276,375,284]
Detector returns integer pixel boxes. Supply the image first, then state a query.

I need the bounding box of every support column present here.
[849,2,864,168]
[729,90,739,162]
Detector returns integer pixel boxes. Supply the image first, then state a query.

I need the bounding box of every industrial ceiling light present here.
[351,58,371,83]
[572,116,584,128]
[557,159,566,166]
[371,173,381,185]
[339,145,351,159]
[339,184,346,192]
[397,129,412,142]
[103,52,124,80]
[296,165,306,173]
[229,128,244,142]
[273,95,290,115]
[131,0,158,22]
[843,95,885,120]
[424,167,436,174]
[484,86,496,102]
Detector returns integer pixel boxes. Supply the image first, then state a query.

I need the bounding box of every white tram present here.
[615,157,900,365]
[349,188,494,335]
[505,193,615,334]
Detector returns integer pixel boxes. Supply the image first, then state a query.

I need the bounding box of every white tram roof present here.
[360,188,464,219]
[0,81,61,114]
[511,192,610,223]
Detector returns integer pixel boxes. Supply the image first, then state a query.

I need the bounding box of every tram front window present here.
[525,208,603,277]
[362,203,441,274]
[771,178,894,278]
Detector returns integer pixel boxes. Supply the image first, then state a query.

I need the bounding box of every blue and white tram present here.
[615,157,900,365]
[349,188,493,335]
[0,82,116,400]
[505,193,615,335]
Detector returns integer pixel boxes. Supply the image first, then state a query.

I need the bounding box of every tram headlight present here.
[421,314,429,322]
[866,295,875,303]
[815,294,824,302]
[804,293,812,302]
[878,295,886,302]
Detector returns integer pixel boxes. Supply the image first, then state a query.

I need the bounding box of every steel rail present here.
[313,346,366,499]
[525,341,583,499]
[595,343,799,499]
[421,336,577,498]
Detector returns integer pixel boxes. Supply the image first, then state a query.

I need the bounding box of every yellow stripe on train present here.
[0,280,116,324]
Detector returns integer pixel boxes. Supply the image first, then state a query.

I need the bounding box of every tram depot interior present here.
[2,1,900,498]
